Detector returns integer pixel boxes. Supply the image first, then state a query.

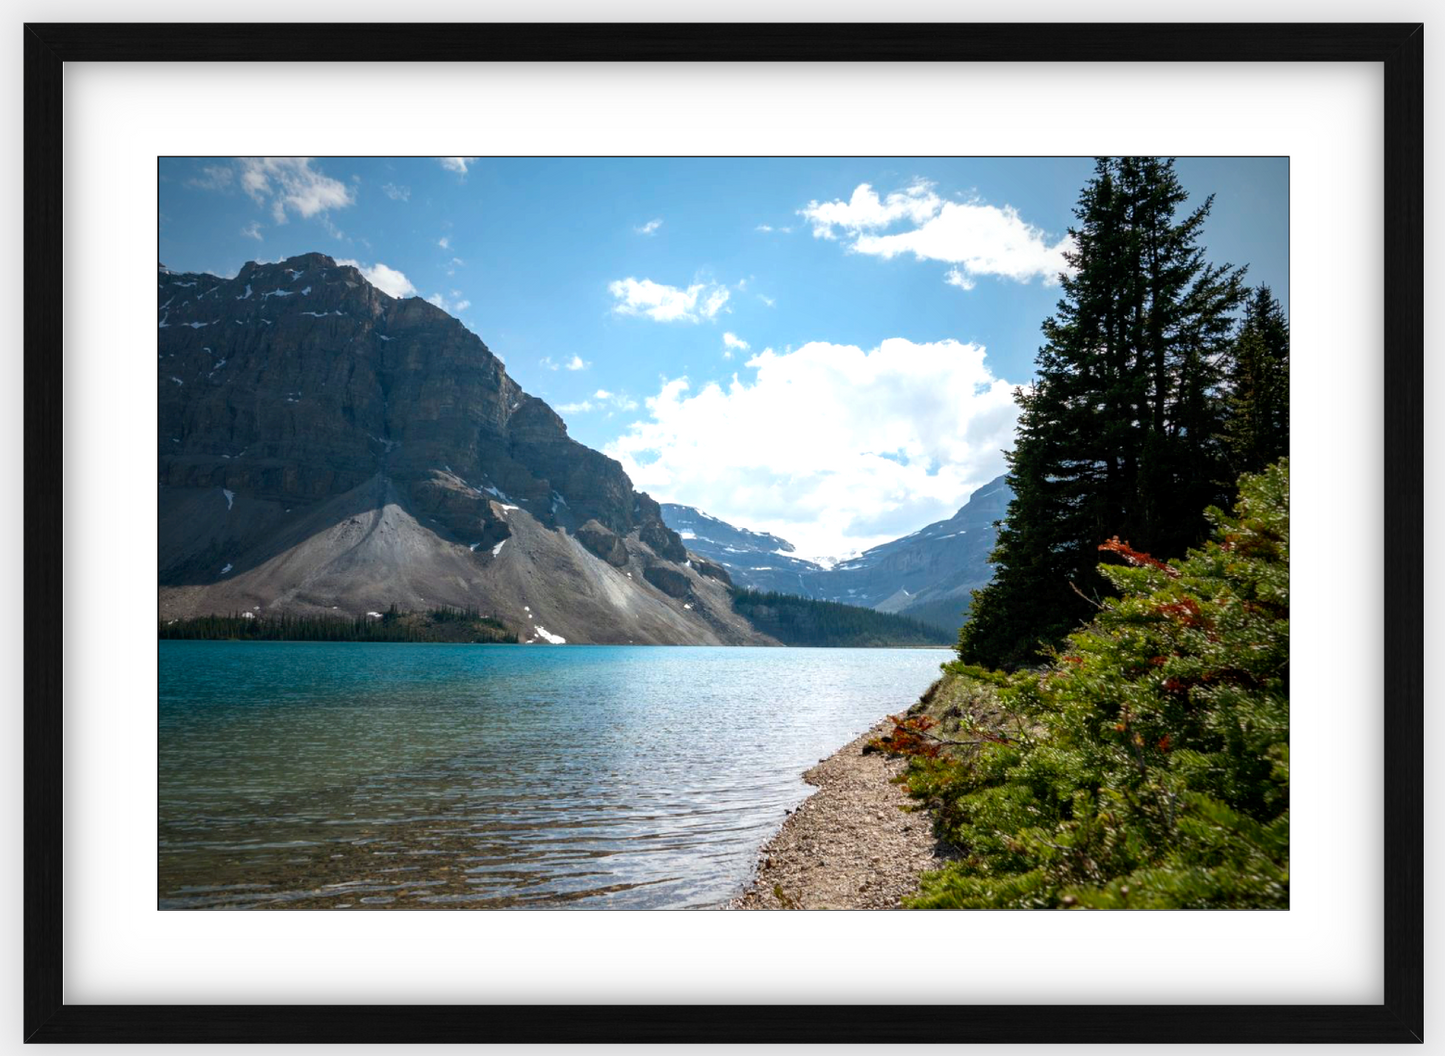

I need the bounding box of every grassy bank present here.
[159,606,517,644]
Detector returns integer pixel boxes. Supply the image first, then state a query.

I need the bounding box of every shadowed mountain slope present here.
[157,253,767,646]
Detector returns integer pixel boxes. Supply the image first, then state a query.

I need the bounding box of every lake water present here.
[159,642,948,909]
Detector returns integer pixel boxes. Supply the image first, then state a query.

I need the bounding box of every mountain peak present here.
[158,252,707,642]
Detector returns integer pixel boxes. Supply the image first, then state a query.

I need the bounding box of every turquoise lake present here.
[159,642,949,909]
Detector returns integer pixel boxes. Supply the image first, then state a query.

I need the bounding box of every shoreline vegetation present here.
[159,593,954,648]
[159,606,517,644]
[735,461,1288,910]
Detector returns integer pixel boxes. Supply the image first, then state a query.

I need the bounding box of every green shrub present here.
[906,460,1288,909]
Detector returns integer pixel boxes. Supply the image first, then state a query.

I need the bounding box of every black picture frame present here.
[23,22,1423,1045]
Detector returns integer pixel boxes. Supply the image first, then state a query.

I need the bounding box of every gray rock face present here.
[159,254,666,539]
[638,519,687,563]
[643,563,691,599]
[576,519,629,567]
[687,553,733,586]
[157,254,749,645]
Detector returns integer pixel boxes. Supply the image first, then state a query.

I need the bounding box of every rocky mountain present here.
[661,475,1012,633]
[659,503,825,597]
[157,253,768,646]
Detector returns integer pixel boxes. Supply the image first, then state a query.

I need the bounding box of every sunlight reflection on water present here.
[159,642,947,909]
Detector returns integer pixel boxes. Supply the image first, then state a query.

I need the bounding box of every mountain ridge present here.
[661,474,1012,632]
[157,253,763,646]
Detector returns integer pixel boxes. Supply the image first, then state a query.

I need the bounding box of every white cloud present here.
[723,332,750,353]
[339,261,416,298]
[381,182,410,201]
[801,181,1073,289]
[187,165,234,191]
[557,400,594,414]
[755,224,793,234]
[607,277,730,323]
[800,181,942,240]
[565,355,587,371]
[594,389,613,399]
[944,267,975,291]
[635,218,663,236]
[239,221,263,241]
[606,338,1019,559]
[237,158,355,224]
[759,294,776,308]
[438,236,451,250]
[439,157,478,175]
[701,287,730,318]
[540,357,559,371]
[853,202,1073,286]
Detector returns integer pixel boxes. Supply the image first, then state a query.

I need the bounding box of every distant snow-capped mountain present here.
[661,474,1012,632]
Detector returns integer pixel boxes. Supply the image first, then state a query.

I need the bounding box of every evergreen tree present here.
[960,158,1247,669]
[1224,284,1290,474]
[730,589,953,647]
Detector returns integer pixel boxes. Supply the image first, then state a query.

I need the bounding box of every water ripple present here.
[159,643,946,909]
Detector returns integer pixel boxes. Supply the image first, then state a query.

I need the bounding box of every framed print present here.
[24,21,1423,1045]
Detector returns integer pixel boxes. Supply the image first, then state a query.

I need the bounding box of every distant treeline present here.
[730,589,953,648]
[159,605,516,643]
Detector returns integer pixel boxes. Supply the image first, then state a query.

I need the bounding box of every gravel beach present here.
[730,717,953,910]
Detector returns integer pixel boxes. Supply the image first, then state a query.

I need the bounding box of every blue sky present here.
[159,156,1288,559]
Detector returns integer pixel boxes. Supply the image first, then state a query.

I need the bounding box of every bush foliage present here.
[904,460,1288,909]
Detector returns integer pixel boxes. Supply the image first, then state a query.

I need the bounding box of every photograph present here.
[156,155,1289,912]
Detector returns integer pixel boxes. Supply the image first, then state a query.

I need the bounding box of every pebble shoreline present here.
[729,717,952,910]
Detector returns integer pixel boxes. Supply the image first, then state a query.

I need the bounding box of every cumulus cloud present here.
[800,181,942,240]
[439,157,478,175]
[606,338,1019,559]
[565,354,587,371]
[801,181,1073,289]
[237,157,355,224]
[239,221,263,241]
[635,218,663,235]
[722,332,750,359]
[607,277,731,323]
[437,236,451,250]
[381,182,410,201]
[338,260,416,298]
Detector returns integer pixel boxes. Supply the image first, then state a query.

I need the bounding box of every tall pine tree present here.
[960,158,1246,670]
[1224,284,1290,475]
